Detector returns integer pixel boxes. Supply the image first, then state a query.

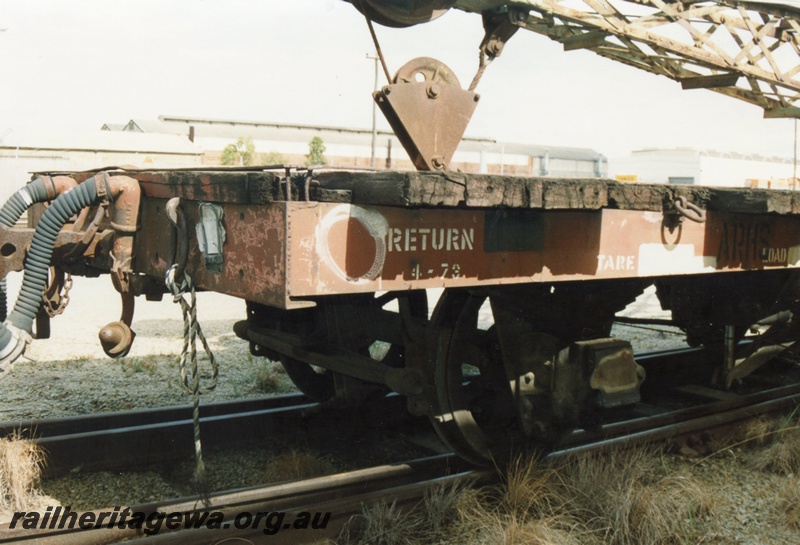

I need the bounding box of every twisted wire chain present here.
[469,51,493,92]
[167,267,218,504]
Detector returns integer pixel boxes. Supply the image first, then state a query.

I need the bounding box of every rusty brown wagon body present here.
[3,0,800,465]
[0,165,797,463]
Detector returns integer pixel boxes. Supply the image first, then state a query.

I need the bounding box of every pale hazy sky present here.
[0,0,797,159]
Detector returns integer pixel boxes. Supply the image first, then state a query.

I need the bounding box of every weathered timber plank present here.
[607,183,667,210]
[346,172,537,208]
[318,171,416,206]
[351,174,415,206]
[38,168,800,215]
[135,171,281,204]
[464,174,539,207]
[326,172,624,210]
[315,170,408,191]
[310,188,352,203]
[408,173,466,206]
[705,187,793,215]
[316,170,800,216]
[542,178,608,209]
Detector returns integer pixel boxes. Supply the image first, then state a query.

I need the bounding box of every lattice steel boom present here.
[352,0,800,117]
[508,0,800,117]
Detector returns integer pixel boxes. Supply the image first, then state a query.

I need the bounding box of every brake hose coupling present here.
[0,323,32,378]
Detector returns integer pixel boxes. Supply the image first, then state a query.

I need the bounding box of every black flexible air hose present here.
[4,177,98,340]
[0,178,52,322]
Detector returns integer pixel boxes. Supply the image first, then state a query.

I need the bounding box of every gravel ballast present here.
[0,281,798,543]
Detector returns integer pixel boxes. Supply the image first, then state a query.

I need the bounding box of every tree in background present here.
[305,136,327,166]
[261,151,287,165]
[221,136,256,166]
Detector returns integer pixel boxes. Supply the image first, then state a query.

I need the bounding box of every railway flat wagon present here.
[0,165,798,464]
[2,0,800,465]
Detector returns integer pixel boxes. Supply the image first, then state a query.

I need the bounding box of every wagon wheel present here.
[281,291,427,402]
[430,289,522,465]
[280,358,336,403]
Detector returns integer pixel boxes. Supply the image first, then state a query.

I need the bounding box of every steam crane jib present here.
[351,0,800,120]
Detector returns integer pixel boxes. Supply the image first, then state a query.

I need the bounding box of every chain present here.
[43,272,73,317]
[673,196,707,223]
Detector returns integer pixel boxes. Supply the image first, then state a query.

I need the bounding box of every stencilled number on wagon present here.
[440,263,461,278]
[410,262,462,279]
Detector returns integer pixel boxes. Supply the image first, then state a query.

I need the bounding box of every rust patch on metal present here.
[135,200,292,308]
[0,225,85,278]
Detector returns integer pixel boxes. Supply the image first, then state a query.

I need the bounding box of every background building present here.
[0,128,202,200]
[0,115,610,201]
[108,115,608,177]
[611,148,797,188]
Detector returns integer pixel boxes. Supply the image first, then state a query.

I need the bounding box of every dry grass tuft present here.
[757,428,800,475]
[263,449,336,482]
[502,456,565,518]
[121,356,158,375]
[0,432,46,511]
[486,517,582,545]
[346,500,428,545]
[454,458,582,545]
[626,475,713,544]
[422,482,467,538]
[340,484,466,545]
[776,477,800,529]
[735,417,781,449]
[557,447,714,545]
[338,448,719,545]
[256,364,282,393]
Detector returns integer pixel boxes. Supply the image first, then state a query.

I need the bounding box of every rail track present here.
[4,346,798,478]
[0,454,481,545]
[0,348,800,544]
[1,345,798,543]
[561,345,800,449]
[0,392,425,478]
[3,361,799,543]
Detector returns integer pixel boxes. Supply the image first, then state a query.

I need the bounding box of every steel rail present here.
[0,393,308,439]
[553,383,800,458]
[0,454,480,545]
[0,345,748,478]
[10,383,800,544]
[7,393,415,478]
[4,377,800,544]
[562,362,800,448]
